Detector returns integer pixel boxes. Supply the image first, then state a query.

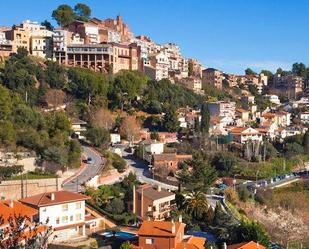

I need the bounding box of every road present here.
[121,148,178,190]
[62,146,104,192]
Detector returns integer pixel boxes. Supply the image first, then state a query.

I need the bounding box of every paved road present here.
[63,146,104,192]
[120,147,178,191]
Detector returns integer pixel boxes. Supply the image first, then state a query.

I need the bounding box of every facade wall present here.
[0,178,60,199]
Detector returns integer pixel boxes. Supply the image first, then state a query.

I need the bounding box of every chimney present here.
[171,219,175,234]
[222,242,227,249]
[50,193,55,201]
[9,200,14,208]
[178,215,182,223]
[157,185,161,192]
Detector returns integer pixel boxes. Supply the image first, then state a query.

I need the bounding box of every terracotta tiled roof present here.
[19,190,90,208]
[153,153,177,161]
[228,241,266,249]
[236,108,248,113]
[0,200,38,226]
[262,113,275,118]
[230,127,247,134]
[136,185,175,201]
[138,220,185,237]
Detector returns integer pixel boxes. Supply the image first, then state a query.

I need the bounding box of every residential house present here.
[143,140,164,155]
[227,241,266,249]
[266,95,281,105]
[157,132,178,143]
[110,133,121,145]
[133,220,206,249]
[261,111,291,127]
[0,200,46,246]
[153,153,192,173]
[179,77,203,94]
[0,31,13,57]
[202,68,223,89]
[208,101,236,127]
[299,112,309,124]
[236,108,250,124]
[188,58,203,78]
[71,119,87,140]
[19,191,90,242]
[132,184,175,220]
[256,122,278,140]
[229,127,263,144]
[272,73,304,99]
[145,52,169,80]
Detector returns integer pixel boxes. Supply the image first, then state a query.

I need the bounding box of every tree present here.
[200,103,210,134]
[284,142,304,157]
[86,127,110,148]
[188,60,194,76]
[45,61,67,89]
[45,89,66,107]
[109,70,148,110]
[52,4,75,26]
[302,130,309,154]
[91,108,115,131]
[162,108,179,132]
[224,188,239,204]
[41,20,54,30]
[105,198,125,214]
[211,152,238,175]
[185,191,209,219]
[263,141,278,160]
[292,62,306,77]
[0,120,16,146]
[74,3,91,21]
[68,140,81,168]
[119,116,141,142]
[0,85,12,120]
[120,241,133,249]
[0,214,52,249]
[237,220,270,247]
[245,68,256,75]
[181,152,217,192]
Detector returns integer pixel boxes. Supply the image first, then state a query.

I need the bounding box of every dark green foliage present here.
[41,20,54,30]
[45,61,66,89]
[263,141,278,160]
[0,165,23,180]
[86,127,110,148]
[68,67,108,103]
[52,4,75,26]
[245,68,256,75]
[105,198,125,214]
[108,70,148,110]
[180,152,217,192]
[211,152,238,176]
[162,108,179,132]
[142,79,205,113]
[238,186,251,202]
[236,220,270,247]
[74,3,91,21]
[68,140,81,168]
[284,142,304,157]
[292,62,306,77]
[200,103,210,133]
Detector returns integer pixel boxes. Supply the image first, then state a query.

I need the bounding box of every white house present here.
[266,95,281,105]
[229,127,262,144]
[110,133,121,145]
[19,191,90,242]
[142,140,164,155]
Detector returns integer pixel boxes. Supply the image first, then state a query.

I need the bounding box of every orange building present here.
[133,220,206,249]
[132,184,175,220]
[228,241,266,249]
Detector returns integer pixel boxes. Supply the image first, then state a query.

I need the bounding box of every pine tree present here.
[200,103,210,134]
[302,130,309,154]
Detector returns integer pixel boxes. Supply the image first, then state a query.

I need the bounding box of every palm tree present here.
[185,191,209,219]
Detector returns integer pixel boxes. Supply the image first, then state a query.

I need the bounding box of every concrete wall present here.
[0,178,61,200]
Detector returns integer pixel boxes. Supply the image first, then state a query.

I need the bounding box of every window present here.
[70,215,73,222]
[62,204,68,211]
[76,202,82,209]
[56,217,60,225]
[42,208,47,212]
[62,216,68,223]
[146,238,153,245]
[75,213,82,221]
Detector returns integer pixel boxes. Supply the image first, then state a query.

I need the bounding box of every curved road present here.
[63,146,104,192]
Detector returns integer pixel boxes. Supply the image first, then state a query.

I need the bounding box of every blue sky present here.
[1,0,309,74]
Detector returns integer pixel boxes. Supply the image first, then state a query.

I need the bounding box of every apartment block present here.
[144,52,169,80]
[202,68,223,89]
[188,58,203,78]
[132,184,175,221]
[272,73,304,99]
[208,101,236,126]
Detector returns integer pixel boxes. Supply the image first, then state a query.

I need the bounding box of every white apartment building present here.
[30,29,54,59]
[142,140,164,155]
[230,127,263,144]
[84,25,99,44]
[20,191,90,242]
[145,52,169,80]
[208,101,236,126]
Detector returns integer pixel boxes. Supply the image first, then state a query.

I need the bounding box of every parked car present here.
[87,157,93,164]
